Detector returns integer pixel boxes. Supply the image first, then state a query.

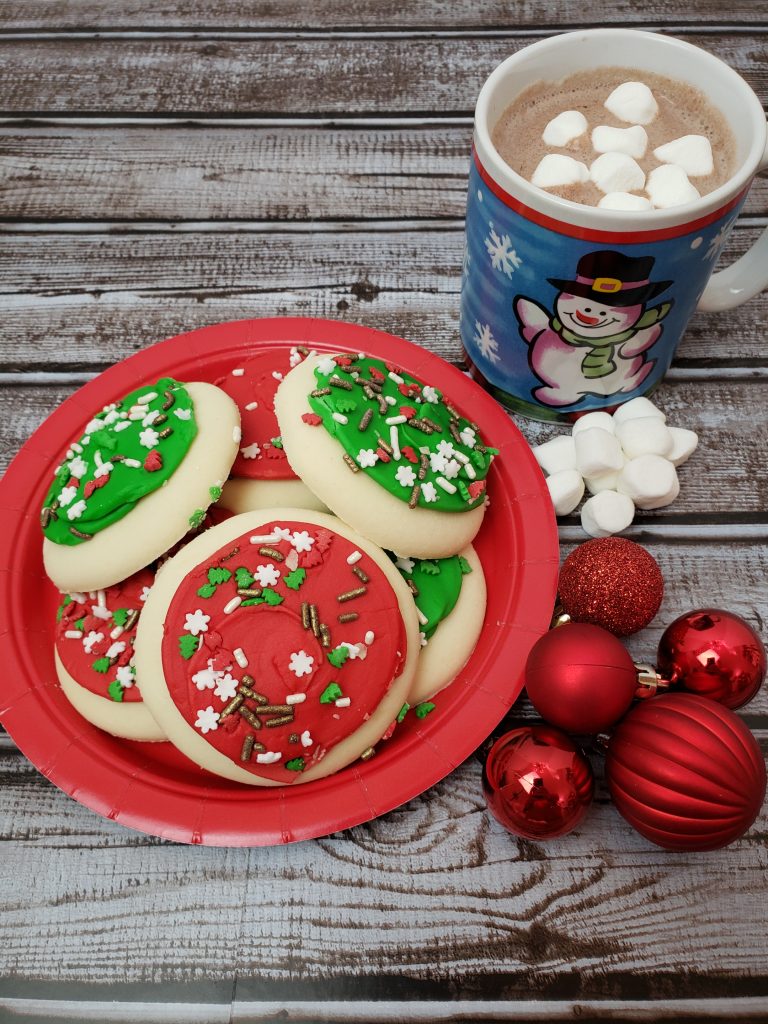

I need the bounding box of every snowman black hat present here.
[549,250,672,307]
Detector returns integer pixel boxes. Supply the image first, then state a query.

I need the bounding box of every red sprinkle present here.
[264,444,286,459]
[468,480,486,500]
[83,474,109,498]
[368,366,385,381]
[334,356,353,367]
[401,446,419,463]
[376,447,391,463]
[143,449,163,472]
[301,413,323,426]
[399,405,416,419]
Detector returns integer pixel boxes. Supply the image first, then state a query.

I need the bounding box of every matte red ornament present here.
[525,622,638,733]
[482,725,594,839]
[606,693,766,851]
[658,608,766,710]
[558,537,664,636]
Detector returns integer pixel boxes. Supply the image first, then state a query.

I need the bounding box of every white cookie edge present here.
[219,476,328,514]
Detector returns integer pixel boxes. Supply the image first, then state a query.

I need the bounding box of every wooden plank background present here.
[1,3,767,1020]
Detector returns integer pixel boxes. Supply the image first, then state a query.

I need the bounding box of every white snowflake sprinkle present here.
[429,451,448,475]
[82,631,103,654]
[460,426,477,446]
[473,321,501,365]
[58,485,78,507]
[240,443,261,460]
[395,465,416,488]
[66,500,87,521]
[357,448,379,468]
[106,641,126,659]
[213,672,238,702]
[273,526,293,543]
[68,456,88,479]
[116,665,135,688]
[93,460,113,479]
[183,609,210,636]
[485,224,523,278]
[289,347,302,367]
[290,530,315,553]
[192,661,218,691]
[139,427,159,449]
[421,481,438,503]
[194,706,220,734]
[140,585,152,602]
[316,356,338,375]
[436,439,456,460]
[254,563,281,588]
[289,650,314,678]
[84,418,103,434]
[421,385,439,403]
[395,556,415,574]
[443,459,461,480]
[174,408,192,420]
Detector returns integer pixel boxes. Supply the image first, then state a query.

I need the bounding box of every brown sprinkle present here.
[343,453,360,473]
[358,408,373,431]
[377,397,388,415]
[352,565,369,583]
[239,706,263,729]
[111,453,125,463]
[360,747,376,761]
[253,741,266,753]
[301,602,311,629]
[238,684,256,699]
[418,453,429,481]
[220,694,244,719]
[406,578,419,597]
[162,390,175,410]
[475,443,488,455]
[376,436,393,455]
[329,376,353,390]
[69,526,92,541]
[410,418,434,434]
[310,604,320,637]
[319,624,331,648]
[238,588,262,598]
[296,345,309,355]
[257,704,293,715]
[40,507,53,529]
[445,402,460,420]
[409,483,421,509]
[154,413,168,425]
[258,546,284,561]
[449,420,462,445]
[241,734,255,762]
[265,714,294,728]
[421,417,443,434]
[311,387,332,397]
[338,612,359,623]
[337,587,367,603]
[124,609,139,631]
[289,733,299,744]
[157,427,173,439]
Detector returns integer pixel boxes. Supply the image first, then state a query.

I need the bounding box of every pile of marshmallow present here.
[532,81,712,210]
[533,396,698,537]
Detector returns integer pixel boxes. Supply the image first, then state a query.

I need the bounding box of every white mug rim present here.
[474,29,767,230]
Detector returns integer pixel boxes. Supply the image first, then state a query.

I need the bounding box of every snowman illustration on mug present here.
[514,251,674,408]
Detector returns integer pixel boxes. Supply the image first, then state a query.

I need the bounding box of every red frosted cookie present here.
[134,510,420,785]
[215,349,327,513]
[54,568,165,741]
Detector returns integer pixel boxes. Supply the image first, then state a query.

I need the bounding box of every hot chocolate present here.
[492,68,735,209]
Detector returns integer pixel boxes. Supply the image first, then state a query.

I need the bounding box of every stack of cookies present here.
[45,349,497,787]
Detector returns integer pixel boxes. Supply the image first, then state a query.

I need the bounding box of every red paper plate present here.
[0,318,558,845]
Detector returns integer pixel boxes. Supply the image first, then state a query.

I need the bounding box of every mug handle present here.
[697,139,768,312]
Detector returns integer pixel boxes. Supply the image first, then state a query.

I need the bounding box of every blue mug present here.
[460,30,768,422]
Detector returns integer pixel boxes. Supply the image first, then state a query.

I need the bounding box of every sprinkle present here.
[286,693,306,705]
[194,706,220,733]
[245,401,259,411]
[410,418,434,434]
[421,481,438,503]
[452,450,470,464]
[360,747,376,761]
[123,458,141,468]
[301,730,313,747]
[385,415,407,425]
[332,412,348,425]
[301,602,310,629]
[240,443,261,460]
[233,648,248,668]
[311,387,332,397]
[319,624,331,648]
[272,371,283,381]
[91,606,112,621]
[337,587,367,603]
[338,612,358,623]
[258,546,284,561]
[436,476,457,494]
[174,408,192,421]
[329,376,353,390]
[255,704,293,714]
[406,578,419,597]
[64,629,83,639]
[449,421,463,445]
[162,391,175,410]
[68,592,87,603]
[377,436,393,456]
[357,448,379,469]
[408,483,421,509]
[223,596,242,614]
[265,714,294,728]
[124,609,139,631]
[464,462,477,480]
[358,408,373,431]
[137,391,158,405]
[384,395,397,406]
[346,550,362,565]
[390,425,401,460]
[309,604,320,636]
[233,426,242,443]
[249,532,280,544]
[418,453,429,480]
[352,566,369,583]
[241,735,255,761]
[231,368,245,377]
[343,453,360,473]
[335,697,351,708]
[416,607,429,626]
[114,421,130,432]
[238,588,262,599]
[364,631,375,645]
[289,732,299,744]
[69,526,92,540]
[239,706,263,729]
[388,371,404,384]
[256,751,282,764]
[421,417,443,434]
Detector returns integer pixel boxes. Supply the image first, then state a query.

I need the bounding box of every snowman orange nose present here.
[575,310,601,325]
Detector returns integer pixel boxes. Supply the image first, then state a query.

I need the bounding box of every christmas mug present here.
[460,30,768,422]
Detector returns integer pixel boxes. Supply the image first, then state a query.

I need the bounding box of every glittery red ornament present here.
[525,622,638,733]
[658,608,766,710]
[558,538,664,636]
[606,693,766,851]
[482,725,594,839]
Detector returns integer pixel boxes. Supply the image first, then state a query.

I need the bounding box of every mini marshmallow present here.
[571,411,615,436]
[646,164,701,209]
[604,81,659,125]
[666,426,699,467]
[546,470,585,516]
[543,110,588,147]
[653,134,714,177]
[615,416,674,459]
[532,434,576,476]
[584,468,623,495]
[532,153,590,189]
[617,455,680,510]
[590,152,645,195]
[612,396,666,424]
[598,191,653,211]
[591,124,648,158]
[581,491,635,538]
[574,427,624,478]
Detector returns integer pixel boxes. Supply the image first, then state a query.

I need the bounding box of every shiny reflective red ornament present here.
[658,608,766,710]
[606,693,766,851]
[525,622,638,733]
[482,725,594,839]
[558,537,664,636]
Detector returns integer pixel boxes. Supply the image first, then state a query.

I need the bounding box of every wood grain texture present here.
[0,35,764,116]
[1,226,766,370]
[1,125,767,222]
[1,1,766,30]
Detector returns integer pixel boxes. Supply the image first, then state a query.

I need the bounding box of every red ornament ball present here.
[559,537,664,636]
[658,608,766,710]
[525,622,638,733]
[606,693,766,851]
[482,725,594,839]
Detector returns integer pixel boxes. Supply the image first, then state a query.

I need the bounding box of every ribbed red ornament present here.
[525,622,638,733]
[606,693,766,851]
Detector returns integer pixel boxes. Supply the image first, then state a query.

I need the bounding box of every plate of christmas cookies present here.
[0,317,558,845]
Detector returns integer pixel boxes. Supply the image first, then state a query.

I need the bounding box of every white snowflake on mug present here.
[473,321,501,365]
[704,215,737,262]
[484,223,523,278]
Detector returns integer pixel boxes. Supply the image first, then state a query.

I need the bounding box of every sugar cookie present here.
[133,509,420,786]
[54,569,165,741]
[274,354,497,558]
[42,378,240,592]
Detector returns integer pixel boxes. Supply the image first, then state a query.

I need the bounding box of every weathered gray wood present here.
[1,125,766,222]
[0,226,765,370]
[0,35,764,116]
[1,1,765,30]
